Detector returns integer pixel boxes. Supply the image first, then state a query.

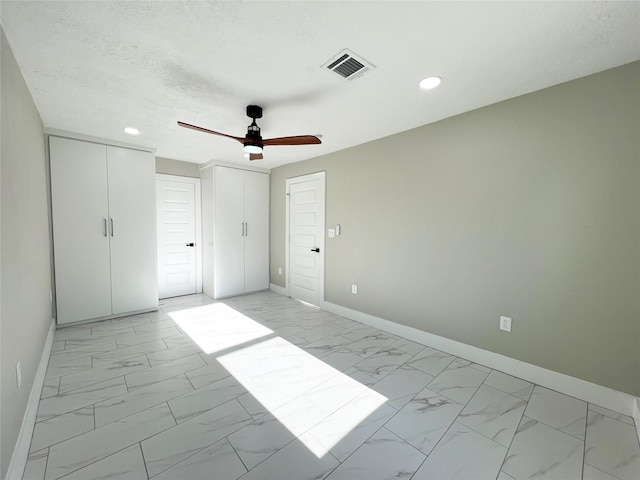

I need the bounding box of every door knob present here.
[186,243,195,247]
[311,248,320,253]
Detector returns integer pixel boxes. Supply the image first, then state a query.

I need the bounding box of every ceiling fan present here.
[178,105,321,160]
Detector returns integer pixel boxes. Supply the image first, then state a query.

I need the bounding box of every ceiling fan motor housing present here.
[245,105,263,152]
[246,105,263,119]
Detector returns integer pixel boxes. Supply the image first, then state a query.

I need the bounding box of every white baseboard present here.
[321,300,640,420]
[269,283,288,297]
[6,318,56,480]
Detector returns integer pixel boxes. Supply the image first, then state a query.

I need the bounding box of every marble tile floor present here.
[23,291,639,480]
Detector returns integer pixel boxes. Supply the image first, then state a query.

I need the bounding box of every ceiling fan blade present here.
[262,135,321,146]
[249,153,263,161]
[177,121,245,143]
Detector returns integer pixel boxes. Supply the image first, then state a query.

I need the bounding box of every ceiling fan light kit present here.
[178,104,320,161]
[244,143,263,154]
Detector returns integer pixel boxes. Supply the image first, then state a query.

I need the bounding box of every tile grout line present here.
[225,434,251,474]
[55,443,143,480]
[495,388,530,478]
[521,413,588,443]
[140,398,248,479]
[29,405,97,455]
[420,376,492,459]
[582,412,589,480]
[588,404,637,428]
[138,441,151,480]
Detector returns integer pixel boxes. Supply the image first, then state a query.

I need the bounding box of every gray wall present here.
[1,28,53,477]
[270,62,640,397]
[156,156,201,178]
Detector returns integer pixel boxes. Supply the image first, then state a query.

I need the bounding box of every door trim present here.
[156,174,202,296]
[285,171,326,306]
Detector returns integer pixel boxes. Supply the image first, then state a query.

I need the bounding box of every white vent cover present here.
[322,49,375,81]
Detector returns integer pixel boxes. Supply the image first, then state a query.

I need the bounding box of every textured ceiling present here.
[1,1,639,169]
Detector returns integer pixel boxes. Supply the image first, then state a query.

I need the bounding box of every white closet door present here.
[243,170,270,293]
[50,137,112,324]
[214,166,245,298]
[107,146,158,314]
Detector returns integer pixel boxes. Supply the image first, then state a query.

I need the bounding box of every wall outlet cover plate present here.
[500,316,512,332]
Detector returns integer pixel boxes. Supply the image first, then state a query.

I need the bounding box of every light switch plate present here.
[328,229,335,238]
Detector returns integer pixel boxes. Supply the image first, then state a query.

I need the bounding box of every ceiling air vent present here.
[322,49,375,81]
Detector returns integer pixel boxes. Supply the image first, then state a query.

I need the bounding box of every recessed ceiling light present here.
[419,76,442,90]
[123,127,140,135]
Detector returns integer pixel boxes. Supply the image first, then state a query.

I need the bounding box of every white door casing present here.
[156,175,202,299]
[286,172,326,306]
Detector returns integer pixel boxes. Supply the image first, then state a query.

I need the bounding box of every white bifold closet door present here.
[107,146,158,314]
[50,136,158,324]
[50,138,112,322]
[243,169,269,292]
[213,166,269,298]
[214,166,246,298]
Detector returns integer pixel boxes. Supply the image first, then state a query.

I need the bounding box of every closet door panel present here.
[107,146,158,314]
[243,170,270,293]
[49,137,112,324]
[214,166,245,298]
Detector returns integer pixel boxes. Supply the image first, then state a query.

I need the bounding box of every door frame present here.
[285,171,326,306]
[156,174,203,296]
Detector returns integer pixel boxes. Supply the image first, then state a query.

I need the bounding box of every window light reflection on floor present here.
[169,303,274,355]
[168,303,388,458]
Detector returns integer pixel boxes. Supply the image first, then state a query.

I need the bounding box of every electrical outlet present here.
[351,284,358,294]
[278,267,283,275]
[500,316,512,332]
[16,362,22,388]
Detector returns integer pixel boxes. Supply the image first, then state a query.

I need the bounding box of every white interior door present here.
[156,177,197,299]
[107,146,158,314]
[287,172,325,306]
[50,137,112,324]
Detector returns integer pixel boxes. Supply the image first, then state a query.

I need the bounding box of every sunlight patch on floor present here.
[170,302,387,458]
[168,303,273,354]
[217,336,387,458]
